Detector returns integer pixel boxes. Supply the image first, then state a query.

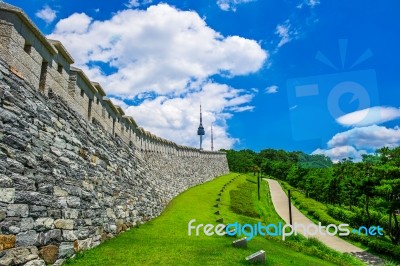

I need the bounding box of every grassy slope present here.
[65,173,342,265]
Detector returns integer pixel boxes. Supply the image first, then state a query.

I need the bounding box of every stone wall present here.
[0,60,229,265]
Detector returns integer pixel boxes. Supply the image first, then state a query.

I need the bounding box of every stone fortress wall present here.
[0,3,229,265]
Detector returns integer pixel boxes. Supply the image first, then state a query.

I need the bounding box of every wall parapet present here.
[0,2,225,158]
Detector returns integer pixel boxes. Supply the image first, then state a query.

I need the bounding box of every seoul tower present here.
[197,105,205,150]
[211,124,214,151]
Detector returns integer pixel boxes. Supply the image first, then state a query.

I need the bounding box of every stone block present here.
[37,229,61,246]
[7,204,29,217]
[73,238,92,252]
[0,210,6,221]
[24,259,46,266]
[245,250,266,264]
[39,245,59,264]
[66,196,80,208]
[54,219,74,230]
[34,217,54,231]
[62,208,79,219]
[16,230,38,247]
[53,186,68,197]
[62,230,78,241]
[232,237,247,248]
[0,175,13,187]
[58,242,74,258]
[20,218,35,231]
[0,188,15,203]
[0,234,16,251]
[0,246,39,265]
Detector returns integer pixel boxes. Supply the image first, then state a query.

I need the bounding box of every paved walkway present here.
[267,178,362,252]
[266,179,385,266]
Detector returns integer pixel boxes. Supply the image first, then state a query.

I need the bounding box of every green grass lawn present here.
[64,173,360,265]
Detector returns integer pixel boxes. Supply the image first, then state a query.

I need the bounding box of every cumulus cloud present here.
[336,106,400,127]
[328,125,400,150]
[313,146,366,163]
[54,13,92,34]
[124,82,254,150]
[313,125,400,162]
[216,0,255,11]
[48,4,267,149]
[35,5,57,23]
[275,20,298,48]
[49,4,267,97]
[265,85,278,94]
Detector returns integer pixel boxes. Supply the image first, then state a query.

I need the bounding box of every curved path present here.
[266,179,385,265]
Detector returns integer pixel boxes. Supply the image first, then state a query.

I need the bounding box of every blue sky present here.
[4,0,400,161]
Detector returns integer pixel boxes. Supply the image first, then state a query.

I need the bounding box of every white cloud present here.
[336,106,400,127]
[35,5,57,24]
[314,125,400,162]
[297,0,321,9]
[306,0,320,8]
[53,13,92,35]
[126,0,140,8]
[328,125,400,150]
[312,146,366,163]
[48,4,266,149]
[127,0,153,7]
[49,4,267,97]
[216,0,255,11]
[275,20,298,48]
[265,85,278,94]
[124,82,254,150]
[289,105,298,110]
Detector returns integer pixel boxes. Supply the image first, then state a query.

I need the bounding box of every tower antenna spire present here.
[211,123,214,151]
[197,105,205,150]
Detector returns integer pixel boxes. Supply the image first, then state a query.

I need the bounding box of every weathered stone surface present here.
[62,230,78,241]
[0,246,38,265]
[73,238,92,252]
[53,186,68,197]
[24,259,46,266]
[58,242,74,258]
[15,192,56,207]
[0,188,15,203]
[0,211,6,222]
[62,209,79,219]
[7,204,29,217]
[66,196,80,208]
[37,229,61,246]
[0,234,16,251]
[0,175,13,188]
[34,218,54,231]
[16,230,38,247]
[54,219,74,230]
[39,245,59,264]
[20,218,35,231]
